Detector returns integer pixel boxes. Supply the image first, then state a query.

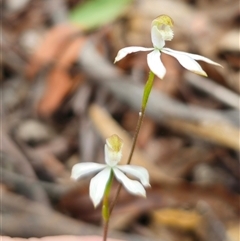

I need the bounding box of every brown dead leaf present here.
[37,68,83,116]
[26,24,82,78]
[26,24,87,116]
[152,208,201,231]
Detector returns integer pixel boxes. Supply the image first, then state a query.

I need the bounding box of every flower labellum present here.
[71,134,150,208]
[114,15,222,79]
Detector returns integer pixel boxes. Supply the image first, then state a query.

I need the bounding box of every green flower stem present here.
[109,71,155,214]
[102,170,114,241]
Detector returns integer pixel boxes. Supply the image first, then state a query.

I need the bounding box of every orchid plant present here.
[72,134,150,241]
[71,134,150,208]
[115,15,221,79]
[71,15,221,241]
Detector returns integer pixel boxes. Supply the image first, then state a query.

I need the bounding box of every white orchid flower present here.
[114,15,222,79]
[71,134,150,208]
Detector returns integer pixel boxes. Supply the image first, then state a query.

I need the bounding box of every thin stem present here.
[102,220,109,241]
[102,170,114,241]
[109,71,155,214]
[109,182,121,214]
[127,108,145,165]
[109,108,145,214]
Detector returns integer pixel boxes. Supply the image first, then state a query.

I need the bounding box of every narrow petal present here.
[113,168,146,197]
[71,163,106,180]
[117,165,150,187]
[89,167,111,208]
[151,25,165,49]
[162,48,207,76]
[114,46,153,63]
[147,50,166,79]
[163,48,222,67]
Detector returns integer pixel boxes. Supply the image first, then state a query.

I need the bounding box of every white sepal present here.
[162,48,207,77]
[147,50,166,79]
[71,163,105,180]
[114,46,154,63]
[163,48,222,67]
[117,165,150,187]
[113,168,146,197]
[89,167,111,208]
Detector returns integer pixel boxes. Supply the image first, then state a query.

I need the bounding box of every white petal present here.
[163,48,222,67]
[71,163,106,180]
[104,144,121,167]
[151,25,165,49]
[113,168,146,197]
[89,167,111,208]
[162,48,207,76]
[147,50,166,79]
[117,165,150,187]
[114,46,153,63]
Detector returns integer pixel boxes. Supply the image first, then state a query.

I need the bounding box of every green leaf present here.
[142,71,155,109]
[69,0,132,30]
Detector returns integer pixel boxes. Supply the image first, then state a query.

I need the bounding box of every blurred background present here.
[1,0,240,240]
